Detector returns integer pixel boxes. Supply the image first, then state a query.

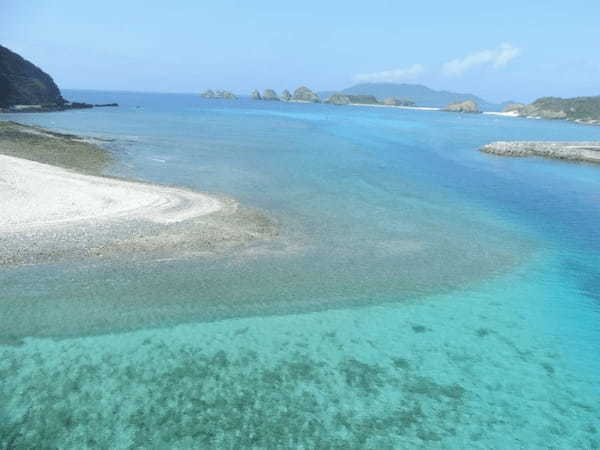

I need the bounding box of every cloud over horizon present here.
[354,64,425,83]
[442,43,520,77]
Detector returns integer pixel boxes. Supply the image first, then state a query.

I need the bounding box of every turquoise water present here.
[1,91,600,448]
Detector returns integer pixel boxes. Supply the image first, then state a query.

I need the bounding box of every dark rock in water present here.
[383,96,416,107]
[251,89,261,100]
[325,93,351,105]
[94,103,119,107]
[292,86,320,103]
[503,103,525,113]
[443,100,480,113]
[4,101,98,113]
[262,89,280,101]
[346,94,379,105]
[281,89,292,101]
[67,102,93,109]
[0,44,65,108]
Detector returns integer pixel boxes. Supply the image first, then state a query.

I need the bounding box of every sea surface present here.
[1,90,600,448]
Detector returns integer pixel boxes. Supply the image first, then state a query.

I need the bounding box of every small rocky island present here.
[507,96,600,125]
[200,89,237,99]
[262,89,280,101]
[251,87,419,108]
[480,141,600,164]
[443,100,480,114]
[252,86,321,103]
[383,97,416,107]
[0,45,117,113]
[292,86,321,103]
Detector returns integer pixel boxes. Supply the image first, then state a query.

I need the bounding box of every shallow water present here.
[1,91,600,448]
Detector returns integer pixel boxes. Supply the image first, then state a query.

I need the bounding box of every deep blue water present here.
[1,90,600,448]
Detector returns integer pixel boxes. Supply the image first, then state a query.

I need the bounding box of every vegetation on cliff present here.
[519,96,600,124]
[0,45,64,108]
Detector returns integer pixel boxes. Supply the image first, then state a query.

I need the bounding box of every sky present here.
[1,0,599,103]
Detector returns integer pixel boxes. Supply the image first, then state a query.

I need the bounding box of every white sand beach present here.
[0,154,223,233]
[483,111,520,117]
[0,153,277,266]
[347,103,441,111]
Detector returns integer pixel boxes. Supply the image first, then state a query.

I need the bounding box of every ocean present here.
[1,90,599,448]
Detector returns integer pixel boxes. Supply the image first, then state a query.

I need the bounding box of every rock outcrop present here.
[281,89,292,101]
[200,89,216,99]
[200,89,237,99]
[0,44,65,108]
[262,89,280,101]
[0,45,118,113]
[503,103,525,113]
[383,96,416,107]
[292,86,320,103]
[345,94,379,105]
[517,97,600,124]
[325,93,351,105]
[443,100,480,113]
[480,141,600,164]
[251,89,261,100]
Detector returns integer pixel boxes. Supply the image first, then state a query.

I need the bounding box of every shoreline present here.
[345,102,441,111]
[0,121,277,266]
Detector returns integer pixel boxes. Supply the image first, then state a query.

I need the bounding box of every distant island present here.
[251,86,422,109]
[503,96,600,126]
[200,89,237,100]
[0,45,117,113]
[442,100,480,114]
[251,86,321,103]
[319,83,508,111]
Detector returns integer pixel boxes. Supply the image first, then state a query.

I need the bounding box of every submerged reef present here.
[1,304,598,449]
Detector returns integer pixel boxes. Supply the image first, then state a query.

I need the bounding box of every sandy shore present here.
[483,111,520,117]
[0,122,277,265]
[0,155,223,232]
[346,103,441,111]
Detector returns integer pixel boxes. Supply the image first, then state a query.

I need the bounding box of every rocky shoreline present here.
[480,141,600,164]
[501,96,600,126]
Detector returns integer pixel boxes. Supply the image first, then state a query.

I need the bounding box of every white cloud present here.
[442,43,520,77]
[354,64,425,83]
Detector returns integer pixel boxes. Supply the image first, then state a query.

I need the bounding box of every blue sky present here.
[2,0,599,102]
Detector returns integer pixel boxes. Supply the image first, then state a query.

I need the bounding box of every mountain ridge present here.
[319,83,509,111]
